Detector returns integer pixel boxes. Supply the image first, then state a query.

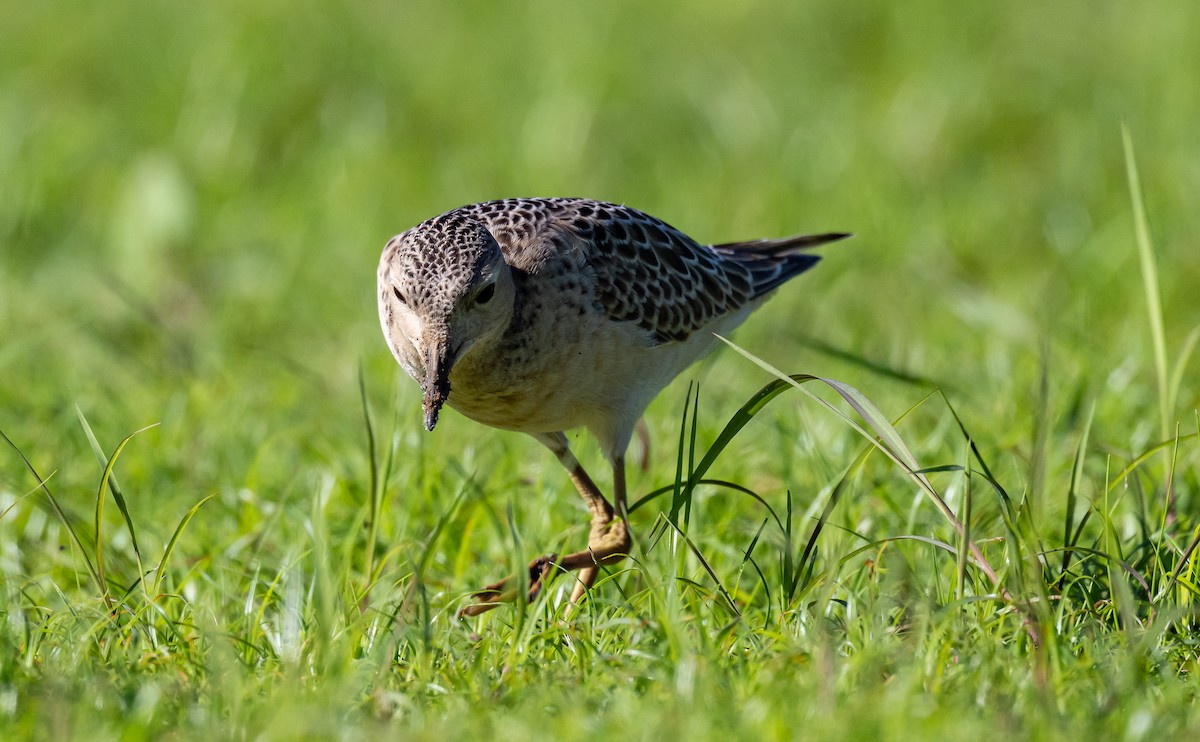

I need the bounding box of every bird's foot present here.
[456,518,631,618]
[457,554,559,618]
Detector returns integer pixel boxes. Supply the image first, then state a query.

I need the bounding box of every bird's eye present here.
[475,282,496,306]
[392,286,407,306]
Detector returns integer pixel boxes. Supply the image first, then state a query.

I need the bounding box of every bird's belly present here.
[442,312,742,437]
[444,384,581,433]
[445,341,629,434]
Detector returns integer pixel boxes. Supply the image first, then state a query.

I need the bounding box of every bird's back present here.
[453,198,846,344]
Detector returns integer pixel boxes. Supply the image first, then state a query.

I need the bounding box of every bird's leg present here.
[633,419,652,472]
[567,455,627,608]
[458,435,631,618]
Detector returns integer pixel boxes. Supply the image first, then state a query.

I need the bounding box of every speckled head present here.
[377,211,515,431]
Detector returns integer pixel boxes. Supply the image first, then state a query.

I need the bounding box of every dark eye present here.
[475,282,496,305]
[392,286,407,306]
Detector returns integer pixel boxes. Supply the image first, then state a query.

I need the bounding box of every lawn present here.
[2,0,1199,738]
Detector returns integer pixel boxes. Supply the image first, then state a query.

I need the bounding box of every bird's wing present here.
[459,198,831,344]
[565,202,758,342]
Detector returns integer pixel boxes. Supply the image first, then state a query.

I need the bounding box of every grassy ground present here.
[3,0,1200,738]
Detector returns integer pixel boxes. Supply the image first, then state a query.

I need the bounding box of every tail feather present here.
[711,231,852,256]
[711,232,851,299]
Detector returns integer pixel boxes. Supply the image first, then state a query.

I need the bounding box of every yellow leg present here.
[567,457,628,608]
[458,437,631,618]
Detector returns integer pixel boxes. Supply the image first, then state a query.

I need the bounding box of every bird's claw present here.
[457,554,559,618]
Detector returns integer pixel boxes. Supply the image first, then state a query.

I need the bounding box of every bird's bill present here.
[421,340,453,431]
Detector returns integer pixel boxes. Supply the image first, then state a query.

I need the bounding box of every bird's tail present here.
[712,232,852,256]
[711,232,851,298]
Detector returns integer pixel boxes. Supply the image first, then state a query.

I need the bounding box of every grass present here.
[3,0,1200,738]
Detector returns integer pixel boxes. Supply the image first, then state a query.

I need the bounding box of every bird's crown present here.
[382,212,501,313]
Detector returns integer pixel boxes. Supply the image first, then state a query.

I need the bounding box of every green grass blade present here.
[715,337,962,535]
[659,514,740,617]
[792,394,940,602]
[1123,125,1169,443]
[76,403,150,588]
[1153,526,1200,604]
[739,517,773,623]
[681,373,804,492]
[75,407,146,573]
[358,365,382,600]
[668,383,697,529]
[402,483,468,619]
[91,423,160,605]
[151,493,216,597]
[790,460,851,602]
[1,429,104,594]
[1058,403,1096,584]
[713,336,1042,642]
[0,481,43,523]
[631,478,784,534]
[1105,432,1199,494]
[957,448,972,602]
[1167,325,1200,419]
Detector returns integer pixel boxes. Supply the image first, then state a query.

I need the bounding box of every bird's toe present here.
[457,553,560,618]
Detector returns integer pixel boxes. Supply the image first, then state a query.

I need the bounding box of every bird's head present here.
[377,213,515,431]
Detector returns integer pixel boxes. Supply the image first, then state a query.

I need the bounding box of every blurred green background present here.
[2,0,1198,552]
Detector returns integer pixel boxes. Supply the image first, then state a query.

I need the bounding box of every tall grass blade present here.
[1153,525,1200,604]
[76,407,146,570]
[658,514,740,617]
[1029,343,1051,521]
[632,478,783,533]
[1058,403,1096,584]
[1106,433,1198,494]
[740,518,773,623]
[151,494,216,597]
[0,482,43,523]
[792,450,868,601]
[668,383,697,529]
[716,337,1039,642]
[685,383,701,531]
[1167,326,1200,423]
[782,489,794,606]
[715,339,963,543]
[358,365,382,600]
[92,423,160,606]
[1,429,104,595]
[1153,432,1183,592]
[1123,125,1170,444]
[957,447,972,602]
[792,394,938,602]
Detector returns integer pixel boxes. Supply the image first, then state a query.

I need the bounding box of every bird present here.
[377,197,848,617]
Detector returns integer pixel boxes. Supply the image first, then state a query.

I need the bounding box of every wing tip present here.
[714,231,853,255]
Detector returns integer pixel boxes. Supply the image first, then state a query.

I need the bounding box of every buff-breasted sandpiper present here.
[377,197,847,616]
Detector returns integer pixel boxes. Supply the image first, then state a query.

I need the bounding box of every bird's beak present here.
[421,339,453,431]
